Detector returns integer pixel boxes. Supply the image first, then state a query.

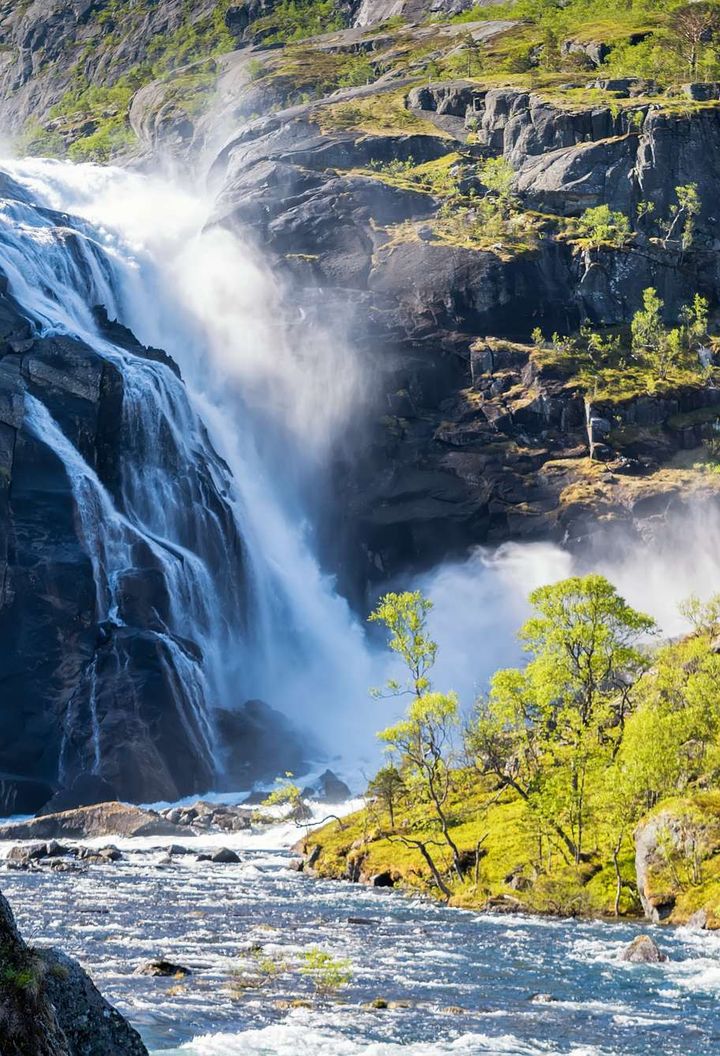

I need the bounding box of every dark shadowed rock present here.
[216,699,313,789]
[620,935,668,964]
[38,775,119,816]
[134,960,191,978]
[0,888,147,1055]
[370,871,394,888]
[210,848,241,864]
[301,769,352,803]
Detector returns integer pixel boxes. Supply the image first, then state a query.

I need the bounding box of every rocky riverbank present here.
[0,887,147,1056]
[299,788,720,930]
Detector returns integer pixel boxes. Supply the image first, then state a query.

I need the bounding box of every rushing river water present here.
[2,822,720,1056]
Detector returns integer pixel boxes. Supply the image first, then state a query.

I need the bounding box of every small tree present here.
[378,692,463,880]
[662,183,701,253]
[681,592,720,635]
[366,764,406,828]
[468,575,656,863]
[370,591,466,889]
[669,3,720,79]
[479,156,515,219]
[461,32,483,78]
[575,205,631,249]
[369,591,436,698]
[631,287,676,378]
[261,774,310,822]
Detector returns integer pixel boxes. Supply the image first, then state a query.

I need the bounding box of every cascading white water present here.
[0,156,386,782]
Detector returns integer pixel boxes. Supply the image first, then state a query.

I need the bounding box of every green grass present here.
[21,1,237,161]
[315,88,451,137]
[307,771,641,916]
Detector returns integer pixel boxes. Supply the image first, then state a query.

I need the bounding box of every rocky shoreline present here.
[298,789,720,932]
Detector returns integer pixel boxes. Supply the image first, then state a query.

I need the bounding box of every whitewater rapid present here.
[3,821,720,1056]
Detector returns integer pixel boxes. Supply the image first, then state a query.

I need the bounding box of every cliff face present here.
[2,4,720,803]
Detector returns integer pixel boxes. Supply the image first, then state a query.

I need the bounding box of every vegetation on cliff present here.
[306,578,720,923]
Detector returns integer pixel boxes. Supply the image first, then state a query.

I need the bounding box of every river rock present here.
[0,889,148,1055]
[134,960,191,977]
[0,802,186,842]
[620,935,668,964]
[210,848,241,864]
[301,769,352,803]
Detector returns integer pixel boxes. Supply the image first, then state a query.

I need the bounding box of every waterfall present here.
[0,156,381,792]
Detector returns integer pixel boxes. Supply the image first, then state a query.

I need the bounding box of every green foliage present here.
[540,287,715,398]
[630,286,710,380]
[300,948,353,994]
[574,204,631,249]
[253,0,345,45]
[369,590,437,698]
[262,775,303,810]
[471,575,656,863]
[23,1,237,160]
[662,183,701,252]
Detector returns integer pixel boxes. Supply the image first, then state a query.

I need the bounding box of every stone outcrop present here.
[0,888,147,1056]
[635,795,720,927]
[620,934,668,963]
[0,802,186,841]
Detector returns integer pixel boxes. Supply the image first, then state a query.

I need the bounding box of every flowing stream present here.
[2,824,720,1056]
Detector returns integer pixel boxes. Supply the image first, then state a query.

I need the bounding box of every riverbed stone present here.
[620,935,668,963]
[134,960,191,978]
[210,848,241,864]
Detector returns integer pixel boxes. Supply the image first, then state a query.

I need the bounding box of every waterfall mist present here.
[3,156,720,789]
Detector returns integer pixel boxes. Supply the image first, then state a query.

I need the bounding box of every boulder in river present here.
[620,934,668,963]
[210,848,241,864]
[0,802,186,841]
[0,888,148,1055]
[134,960,191,978]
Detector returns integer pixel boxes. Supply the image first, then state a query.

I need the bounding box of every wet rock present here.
[0,802,186,842]
[306,844,321,869]
[288,858,304,872]
[38,774,119,816]
[620,935,668,964]
[215,699,314,790]
[159,800,253,833]
[301,769,352,803]
[211,847,241,864]
[348,916,379,925]
[134,960,191,977]
[687,908,708,931]
[6,842,49,864]
[0,888,148,1055]
[366,997,389,1009]
[48,858,85,872]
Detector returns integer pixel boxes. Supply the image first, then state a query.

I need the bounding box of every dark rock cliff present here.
[0,274,224,812]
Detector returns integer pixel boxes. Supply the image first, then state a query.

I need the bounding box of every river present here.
[2,819,720,1056]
